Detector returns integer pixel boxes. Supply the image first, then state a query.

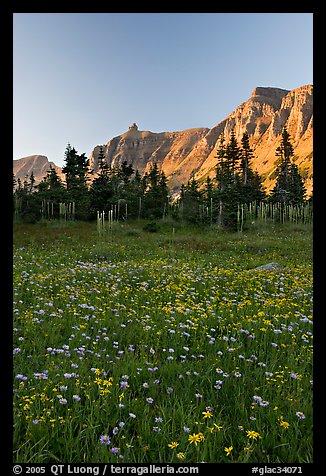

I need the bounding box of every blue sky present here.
[13,13,313,166]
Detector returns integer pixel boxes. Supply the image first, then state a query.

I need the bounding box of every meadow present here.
[13,219,313,463]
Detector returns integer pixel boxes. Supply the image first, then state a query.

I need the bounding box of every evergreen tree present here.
[288,162,306,205]
[121,168,144,219]
[239,132,265,203]
[204,176,214,201]
[89,158,117,215]
[118,160,134,186]
[215,130,241,229]
[62,144,89,195]
[47,166,65,191]
[62,144,91,219]
[13,172,40,222]
[143,163,169,219]
[270,126,306,204]
[97,146,107,175]
[179,177,203,223]
[240,132,253,186]
[225,129,242,180]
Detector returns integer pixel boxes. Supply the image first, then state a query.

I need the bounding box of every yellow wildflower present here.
[188,433,202,446]
[246,430,262,440]
[168,441,179,449]
[280,420,290,429]
[224,446,233,456]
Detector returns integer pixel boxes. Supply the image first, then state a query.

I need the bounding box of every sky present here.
[13,12,313,167]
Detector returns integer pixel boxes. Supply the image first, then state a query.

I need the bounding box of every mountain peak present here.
[251,86,290,98]
[128,122,138,131]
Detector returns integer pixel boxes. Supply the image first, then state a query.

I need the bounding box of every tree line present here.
[13,126,310,229]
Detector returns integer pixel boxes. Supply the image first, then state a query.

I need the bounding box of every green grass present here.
[13,219,313,463]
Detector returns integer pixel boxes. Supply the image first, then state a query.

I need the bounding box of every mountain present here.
[14,85,313,196]
[13,155,64,185]
[89,85,313,196]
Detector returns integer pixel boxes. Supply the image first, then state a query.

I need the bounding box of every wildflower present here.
[155,417,163,423]
[177,452,185,460]
[259,400,269,407]
[73,395,81,402]
[253,395,262,403]
[209,423,222,432]
[188,433,201,446]
[99,434,111,445]
[244,446,253,453]
[168,441,179,449]
[120,381,128,388]
[110,447,119,454]
[59,398,67,405]
[188,432,204,445]
[246,430,262,440]
[280,420,290,428]
[183,426,190,433]
[202,410,213,419]
[166,387,173,394]
[146,397,154,404]
[129,413,136,418]
[296,411,306,419]
[143,382,149,389]
[15,374,27,381]
[224,446,233,456]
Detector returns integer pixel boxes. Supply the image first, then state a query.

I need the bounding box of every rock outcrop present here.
[89,85,313,195]
[13,155,64,186]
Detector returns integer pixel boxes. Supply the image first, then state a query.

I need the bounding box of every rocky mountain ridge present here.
[13,84,313,196]
[13,155,65,185]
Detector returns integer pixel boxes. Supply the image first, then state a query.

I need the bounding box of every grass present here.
[13,219,313,463]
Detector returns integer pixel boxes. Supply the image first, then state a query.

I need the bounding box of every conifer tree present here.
[270,126,306,204]
[215,130,241,229]
[180,177,203,223]
[62,143,89,195]
[240,132,253,186]
[143,163,169,219]
[239,132,265,203]
[97,146,107,175]
[62,143,91,219]
[288,162,306,205]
